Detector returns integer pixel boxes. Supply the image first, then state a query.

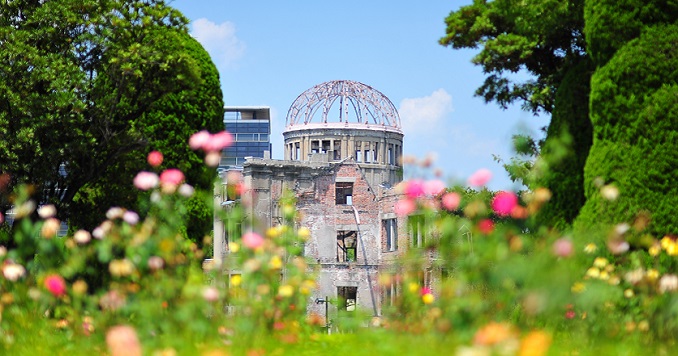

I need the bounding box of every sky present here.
[170,0,549,191]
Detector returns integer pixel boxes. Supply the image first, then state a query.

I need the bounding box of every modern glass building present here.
[220,106,272,173]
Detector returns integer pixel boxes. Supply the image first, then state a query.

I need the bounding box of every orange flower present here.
[519,330,552,356]
[473,322,516,346]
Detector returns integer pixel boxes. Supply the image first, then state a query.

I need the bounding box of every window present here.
[335,182,353,205]
[337,231,357,262]
[383,218,398,252]
[337,286,357,312]
[409,215,426,247]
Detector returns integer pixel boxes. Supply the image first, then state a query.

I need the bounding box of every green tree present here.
[69,32,224,243]
[0,1,203,222]
[575,22,678,235]
[440,0,592,228]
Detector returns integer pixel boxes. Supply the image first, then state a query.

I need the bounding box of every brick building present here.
[216,80,407,318]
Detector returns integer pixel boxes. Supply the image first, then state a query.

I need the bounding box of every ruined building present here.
[217,80,407,317]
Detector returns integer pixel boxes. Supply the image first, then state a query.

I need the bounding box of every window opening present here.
[337,230,357,262]
[383,218,398,252]
[335,182,353,205]
[337,286,357,312]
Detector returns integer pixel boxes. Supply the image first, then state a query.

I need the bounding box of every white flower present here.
[659,274,678,294]
[178,184,195,197]
[3,263,26,281]
[106,207,125,220]
[37,204,57,219]
[73,230,92,244]
[601,184,619,201]
[122,211,139,225]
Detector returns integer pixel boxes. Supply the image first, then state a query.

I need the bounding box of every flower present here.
[230,275,242,287]
[659,274,678,294]
[37,204,57,219]
[269,255,283,269]
[519,330,552,356]
[122,211,139,225]
[147,150,163,167]
[403,179,425,199]
[202,287,220,302]
[3,263,26,281]
[552,238,574,258]
[159,169,185,186]
[242,232,264,249]
[492,191,518,217]
[394,199,416,217]
[424,179,446,196]
[178,183,195,197]
[278,284,294,297]
[203,131,233,152]
[109,259,135,277]
[473,322,515,346]
[106,325,141,356]
[204,151,221,167]
[44,274,67,297]
[441,192,461,211]
[106,207,124,220]
[584,243,598,254]
[41,218,61,238]
[297,227,311,241]
[422,293,435,304]
[148,256,164,270]
[133,171,159,190]
[189,130,211,150]
[600,184,619,201]
[73,230,91,244]
[478,219,494,234]
[468,168,492,187]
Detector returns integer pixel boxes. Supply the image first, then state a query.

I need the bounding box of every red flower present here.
[491,191,518,217]
[44,274,67,297]
[159,169,185,186]
[147,150,163,167]
[478,219,494,234]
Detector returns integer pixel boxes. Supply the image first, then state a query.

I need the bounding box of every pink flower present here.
[394,199,416,217]
[106,325,141,356]
[44,274,67,297]
[133,171,159,191]
[242,232,264,249]
[147,151,163,167]
[492,191,518,217]
[478,219,494,234]
[420,287,432,296]
[424,179,446,196]
[468,169,492,187]
[442,192,461,211]
[404,179,425,199]
[189,130,211,150]
[159,169,185,186]
[203,131,233,152]
[553,238,574,257]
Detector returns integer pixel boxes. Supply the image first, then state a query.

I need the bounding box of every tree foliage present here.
[575,23,678,235]
[440,0,586,114]
[69,32,224,242]
[0,1,207,222]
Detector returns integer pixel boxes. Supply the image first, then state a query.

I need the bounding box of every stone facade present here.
[241,156,407,317]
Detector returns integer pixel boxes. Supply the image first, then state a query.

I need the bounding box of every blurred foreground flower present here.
[44,274,67,297]
[468,168,492,187]
[106,325,141,356]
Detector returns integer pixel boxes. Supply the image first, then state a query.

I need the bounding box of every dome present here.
[285,80,401,132]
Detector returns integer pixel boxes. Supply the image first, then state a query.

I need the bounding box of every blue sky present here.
[170,0,549,191]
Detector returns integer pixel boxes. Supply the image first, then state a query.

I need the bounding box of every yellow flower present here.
[661,236,673,250]
[599,270,610,281]
[571,282,586,293]
[228,242,240,253]
[269,255,283,269]
[278,284,294,297]
[230,275,241,287]
[297,227,311,241]
[422,293,435,305]
[638,320,650,332]
[646,269,659,281]
[584,243,598,254]
[667,243,678,256]
[593,257,608,268]
[109,259,135,277]
[649,245,661,257]
[586,267,600,279]
[624,289,635,298]
[408,282,419,293]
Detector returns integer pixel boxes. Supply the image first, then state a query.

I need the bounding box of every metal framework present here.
[285,80,401,129]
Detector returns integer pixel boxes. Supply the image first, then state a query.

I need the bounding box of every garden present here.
[2,0,678,354]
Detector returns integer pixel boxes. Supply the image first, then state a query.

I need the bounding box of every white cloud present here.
[398,88,453,134]
[190,18,245,68]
